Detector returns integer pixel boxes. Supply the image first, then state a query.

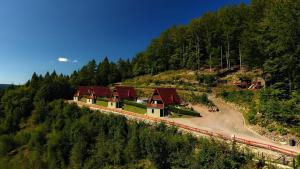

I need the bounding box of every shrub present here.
[296,154,300,167]
[14,130,31,146]
[168,106,200,117]
[277,126,287,136]
[0,135,15,156]
[238,74,252,83]
[247,104,257,125]
[97,97,108,102]
[219,90,254,106]
[123,100,147,109]
[197,74,217,87]
[266,124,276,132]
[192,93,209,105]
[154,80,161,85]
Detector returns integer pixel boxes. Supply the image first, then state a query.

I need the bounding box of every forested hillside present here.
[0,85,9,89]
[72,0,299,95]
[1,0,300,168]
[0,74,255,169]
[68,0,300,138]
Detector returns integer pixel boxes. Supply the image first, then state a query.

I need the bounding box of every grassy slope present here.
[122,69,208,102]
[123,104,146,114]
[96,100,108,107]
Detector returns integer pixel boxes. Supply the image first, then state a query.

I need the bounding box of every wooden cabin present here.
[73,86,90,101]
[146,88,181,117]
[86,86,111,104]
[108,86,137,108]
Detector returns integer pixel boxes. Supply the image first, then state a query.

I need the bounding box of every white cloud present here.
[73,60,78,63]
[58,57,69,62]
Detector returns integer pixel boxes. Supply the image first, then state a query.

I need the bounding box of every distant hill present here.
[0,84,10,89]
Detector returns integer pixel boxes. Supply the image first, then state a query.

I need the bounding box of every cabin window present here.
[152,109,154,114]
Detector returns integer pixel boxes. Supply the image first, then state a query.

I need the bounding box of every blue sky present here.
[0,0,249,84]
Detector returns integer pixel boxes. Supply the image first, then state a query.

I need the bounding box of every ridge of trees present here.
[70,0,300,97]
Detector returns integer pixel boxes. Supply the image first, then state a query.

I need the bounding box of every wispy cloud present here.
[73,60,78,63]
[58,57,69,62]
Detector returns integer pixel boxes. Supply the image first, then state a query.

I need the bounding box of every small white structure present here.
[86,96,96,104]
[137,98,148,104]
[73,86,90,102]
[73,96,79,101]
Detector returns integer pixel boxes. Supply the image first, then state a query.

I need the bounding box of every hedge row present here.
[97,97,108,102]
[123,100,147,109]
[168,106,201,117]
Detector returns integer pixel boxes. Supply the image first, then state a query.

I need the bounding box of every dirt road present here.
[168,95,300,153]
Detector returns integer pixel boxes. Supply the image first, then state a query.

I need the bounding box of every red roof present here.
[75,86,90,96]
[90,86,111,97]
[149,88,181,106]
[112,86,137,100]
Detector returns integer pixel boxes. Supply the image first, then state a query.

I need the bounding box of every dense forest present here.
[71,0,299,95]
[68,0,300,137]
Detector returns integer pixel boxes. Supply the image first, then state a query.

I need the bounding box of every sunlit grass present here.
[123,104,146,114]
[96,100,108,107]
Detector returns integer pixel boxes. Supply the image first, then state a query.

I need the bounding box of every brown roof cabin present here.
[108,86,137,108]
[89,86,111,98]
[146,88,181,117]
[86,86,111,104]
[73,86,91,101]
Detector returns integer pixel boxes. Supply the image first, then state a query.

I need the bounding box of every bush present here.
[123,100,147,109]
[197,74,217,87]
[0,135,15,156]
[247,104,257,124]
[219,90,254,105]
[296,154,300,167]
[238,74,252,83]
[277,126,287,136]
[266,124,276,132]
[168,106,200,117]
[97,97,108,102]
[192,93,210,105]
[14,130,31,146]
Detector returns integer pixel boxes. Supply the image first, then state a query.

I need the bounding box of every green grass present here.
[123,104,146,114]
[80,98,86,102]
[96,100,108,107]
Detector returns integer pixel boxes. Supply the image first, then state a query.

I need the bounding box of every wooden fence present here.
[74,101,299,157]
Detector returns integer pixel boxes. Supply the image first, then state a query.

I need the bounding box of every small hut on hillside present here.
[146,88,181,117]
[73,86,90,101]
[86,86,111,104]
[108,86,137,108]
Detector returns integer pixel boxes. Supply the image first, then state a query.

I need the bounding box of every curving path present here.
[167,95,300,154]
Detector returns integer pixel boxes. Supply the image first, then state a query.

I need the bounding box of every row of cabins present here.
[73,86,181,117]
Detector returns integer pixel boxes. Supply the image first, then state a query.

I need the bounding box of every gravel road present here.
[167,95,300,153]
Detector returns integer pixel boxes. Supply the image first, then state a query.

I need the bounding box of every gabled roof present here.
[90,86,111,97]
[151,88,181,105]
[113,86,137,100]
[75,86,90,96]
